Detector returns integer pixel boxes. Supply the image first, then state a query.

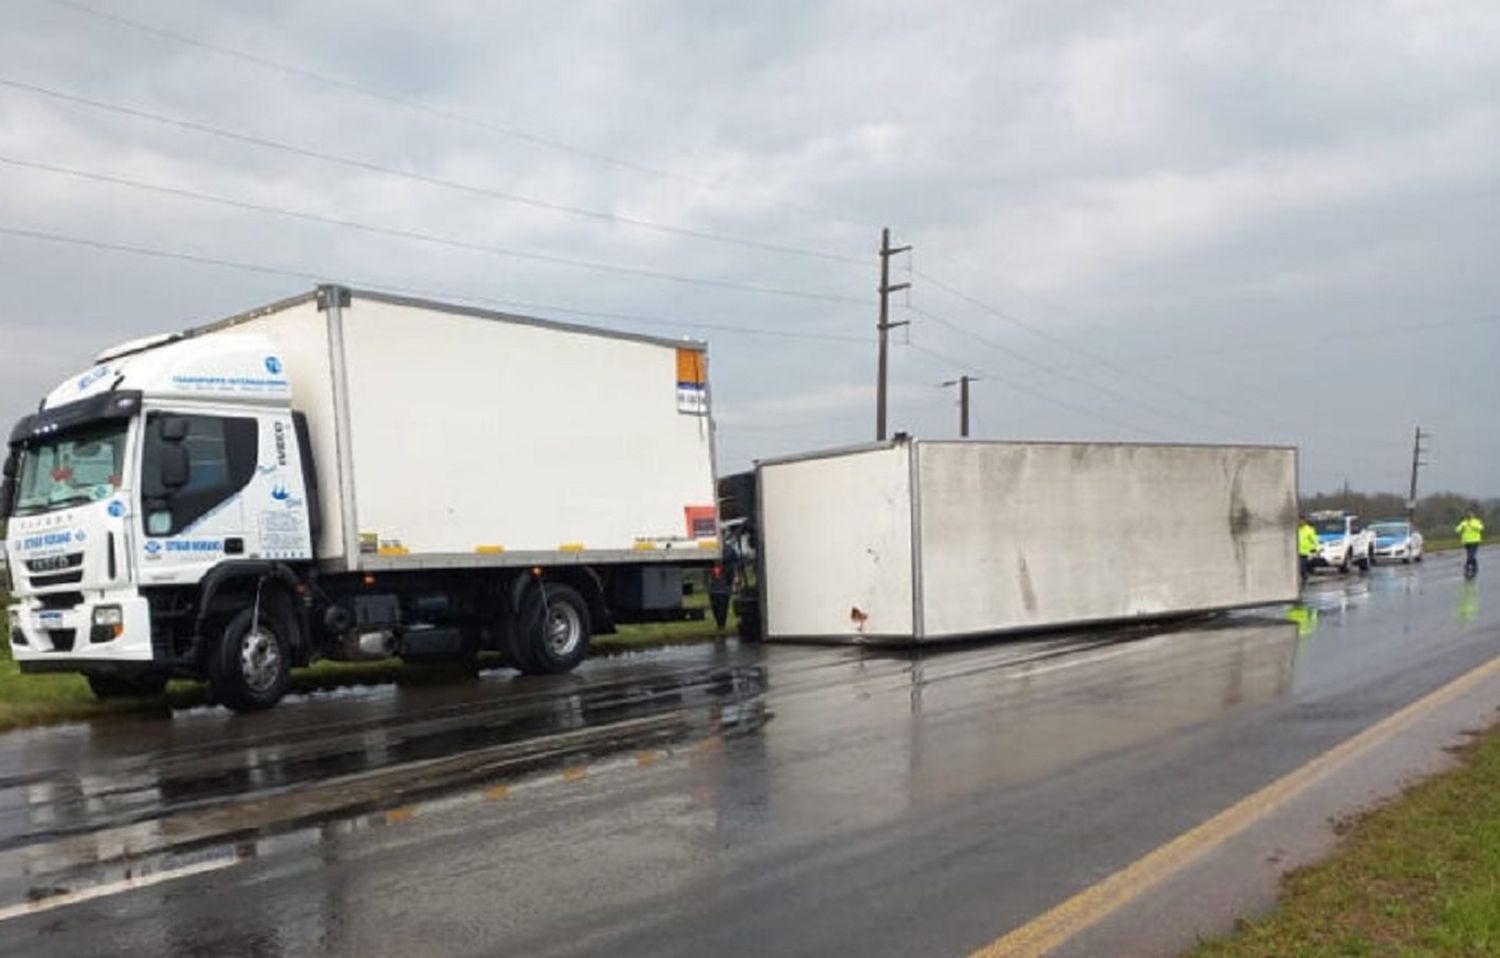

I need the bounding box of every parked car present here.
[1370,519,1424,564]
[1309,510,1375,573]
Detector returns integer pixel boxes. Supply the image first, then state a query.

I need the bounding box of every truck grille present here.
[25,553,83,573]
[29,570,84,588]
[25,552,86,589]
[37,592,85,611]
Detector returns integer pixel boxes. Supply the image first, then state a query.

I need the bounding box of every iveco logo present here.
[31,555,71,572]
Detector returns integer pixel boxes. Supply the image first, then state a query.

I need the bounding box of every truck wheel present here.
[210,606,291,711]
[1356,551,1371,573]
[86,673,168,700]
[1338,551,1351,573]
[511,582,590,674]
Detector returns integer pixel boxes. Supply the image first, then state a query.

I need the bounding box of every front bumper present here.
[8,590,155,667]
[1375,545,1410,558]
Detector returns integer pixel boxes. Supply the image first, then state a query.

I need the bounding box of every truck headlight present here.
[90,605,124,643]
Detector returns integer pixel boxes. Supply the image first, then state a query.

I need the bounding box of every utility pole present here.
[940,374,979,437]
[1407,426,1428,519]
[875,227,911,441]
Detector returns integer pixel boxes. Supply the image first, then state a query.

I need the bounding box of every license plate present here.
[35,611,64,629]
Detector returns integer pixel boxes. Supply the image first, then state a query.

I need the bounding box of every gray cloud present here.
[1,0,1496,494]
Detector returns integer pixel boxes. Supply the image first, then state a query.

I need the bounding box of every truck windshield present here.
[12,424,128,516]
[1312,517,1346,535]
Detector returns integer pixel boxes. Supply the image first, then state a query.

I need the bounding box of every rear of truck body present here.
[3,286,719,708]
[742,438,1298,643]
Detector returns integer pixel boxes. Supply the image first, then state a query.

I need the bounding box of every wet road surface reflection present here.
[0,549,1496,957]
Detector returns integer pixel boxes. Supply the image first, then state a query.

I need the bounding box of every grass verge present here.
[0,583,733,732]
[1190,720,1500,957]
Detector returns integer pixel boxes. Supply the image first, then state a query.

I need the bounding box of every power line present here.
[909,246,1446,480]
[906,303,1220,432]
[42,0,884,233]
[0,223,869,345]
[0,153,870,306]
[1018,314,1500,375]
[912,265,1275,426]
[0,76,868,267]
[901,339,1170,439]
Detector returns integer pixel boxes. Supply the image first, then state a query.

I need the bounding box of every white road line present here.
[0,855,238,924]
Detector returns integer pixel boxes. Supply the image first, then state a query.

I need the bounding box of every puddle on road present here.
[0,664,770,909]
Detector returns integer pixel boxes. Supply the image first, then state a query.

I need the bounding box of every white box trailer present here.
[4,286,718,709]
[754,439,1298,642]
[214,287,720,569]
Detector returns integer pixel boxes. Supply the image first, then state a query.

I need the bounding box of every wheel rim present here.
[545,601,582,658]
[240,626,283,693]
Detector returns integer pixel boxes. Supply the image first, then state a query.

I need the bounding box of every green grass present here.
[1423,536,1463,554]
[1190,720,1500,957]
[0,581,734,731]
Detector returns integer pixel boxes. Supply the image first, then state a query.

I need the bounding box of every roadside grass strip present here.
[1190,719,1500,957]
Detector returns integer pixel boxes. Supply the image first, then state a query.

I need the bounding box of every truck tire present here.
[1338,551,1351,573]
[209,604,292,712]
[1357,549,1372,573]
[510,582,590,674]
[86,673,168,700]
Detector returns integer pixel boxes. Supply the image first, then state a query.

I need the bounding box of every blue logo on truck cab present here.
[265,356,283,374]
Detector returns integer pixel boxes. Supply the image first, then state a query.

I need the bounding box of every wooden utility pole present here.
[1407,426,1427,519]
[875,227,911,441]
[941,374,978,437]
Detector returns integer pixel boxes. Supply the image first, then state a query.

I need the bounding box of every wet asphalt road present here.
[1,549,1497,957]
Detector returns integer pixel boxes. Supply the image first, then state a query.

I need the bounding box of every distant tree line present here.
[1301,490,1497,537]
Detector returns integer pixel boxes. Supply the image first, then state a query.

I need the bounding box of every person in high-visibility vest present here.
[1457,511,1485,576]
[1297,515,1319,584]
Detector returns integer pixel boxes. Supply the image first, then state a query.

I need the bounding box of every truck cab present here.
[1308,510,1374,574]
[4,334,315,701]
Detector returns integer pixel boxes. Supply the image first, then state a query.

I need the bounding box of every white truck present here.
[1308,510,1375,573]
[723,438,1299,642]
[3,287,719,709]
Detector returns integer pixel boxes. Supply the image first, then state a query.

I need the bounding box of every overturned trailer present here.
[732,438,1298,643]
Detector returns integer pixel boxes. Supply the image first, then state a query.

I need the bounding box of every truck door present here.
[138,412,259,583]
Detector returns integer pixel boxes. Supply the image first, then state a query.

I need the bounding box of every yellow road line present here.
[384,805,417,824]
[974,649,1500,958]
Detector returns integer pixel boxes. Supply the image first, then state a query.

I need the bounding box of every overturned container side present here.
[758,442,915,641]
[912,441,1299,641]
[759,440,1299,645]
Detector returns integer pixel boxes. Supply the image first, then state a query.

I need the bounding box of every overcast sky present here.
[2,0,1496,495]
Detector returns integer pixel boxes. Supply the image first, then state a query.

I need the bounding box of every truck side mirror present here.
[160,416,189,442]
[160,444,190,489]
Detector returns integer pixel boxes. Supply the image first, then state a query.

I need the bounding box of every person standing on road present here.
[1298,514,1319,584]
[1457,511,1485,576]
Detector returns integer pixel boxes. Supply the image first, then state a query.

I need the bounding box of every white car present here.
[1310,511,1375,573]
[1370,519,1424,564]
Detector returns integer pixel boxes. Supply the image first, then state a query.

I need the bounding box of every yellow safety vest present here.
[1457,517,1485,545]
[1298,524,1319,557]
